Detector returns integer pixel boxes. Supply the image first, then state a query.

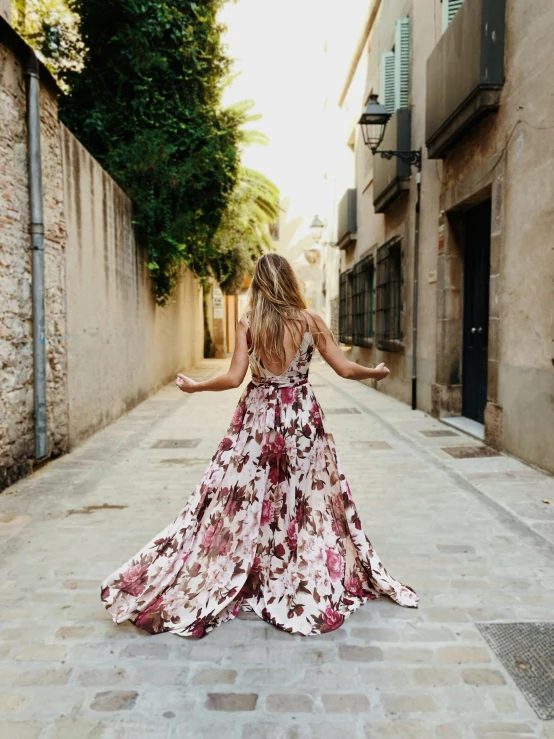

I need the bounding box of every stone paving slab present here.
[0,357,553,738]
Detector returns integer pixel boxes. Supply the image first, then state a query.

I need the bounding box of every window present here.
[380,17,410,114]
[339,271,353,344]
[376,237,402,348]
[339,259,375,347]
[351,257,375,347]
[442,0,464,30]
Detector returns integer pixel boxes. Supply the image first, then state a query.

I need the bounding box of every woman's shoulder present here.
[238,311,251,327]
[304,309,326,330]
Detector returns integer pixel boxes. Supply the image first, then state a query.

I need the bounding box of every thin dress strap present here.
[239,313,252,351]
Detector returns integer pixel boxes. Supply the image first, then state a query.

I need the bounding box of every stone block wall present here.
[0,41,68,490]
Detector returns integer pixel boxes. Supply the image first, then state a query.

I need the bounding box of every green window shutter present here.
[394,17,410,110]
[381,51,396,115]
[443,0,464,30]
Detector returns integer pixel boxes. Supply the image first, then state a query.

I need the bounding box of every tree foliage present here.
[211,166,280,294]
[11,0,83,80]
[58,0,240,303]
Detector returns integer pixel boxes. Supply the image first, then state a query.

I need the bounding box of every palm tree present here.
[212,100,280,294]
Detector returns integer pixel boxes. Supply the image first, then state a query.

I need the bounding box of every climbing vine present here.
[11,1,83,82]
[58,0,240,303]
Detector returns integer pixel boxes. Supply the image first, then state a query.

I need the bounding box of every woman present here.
[100,254,418,637]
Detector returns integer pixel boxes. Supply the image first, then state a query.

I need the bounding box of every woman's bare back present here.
[254,311,314,377]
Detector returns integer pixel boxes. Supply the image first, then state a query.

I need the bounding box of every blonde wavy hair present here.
[246,253,327,376]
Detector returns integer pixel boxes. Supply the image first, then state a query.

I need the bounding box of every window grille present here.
[339,271,353,344]
[376,237,402,348]
[339,260,375,347]
[351,257,375,347]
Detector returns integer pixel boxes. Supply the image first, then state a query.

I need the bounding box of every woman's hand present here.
[373,363,390,381]
[176,374,197,393]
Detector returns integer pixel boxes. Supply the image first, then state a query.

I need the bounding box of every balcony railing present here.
[426,0,506,159]
[336,189,357,250]
[373,109,412,214]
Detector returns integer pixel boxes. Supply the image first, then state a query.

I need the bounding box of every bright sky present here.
[219,0,369,262]
[219,0,332,212]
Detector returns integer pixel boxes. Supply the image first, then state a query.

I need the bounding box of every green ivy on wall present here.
[59,0,241,304]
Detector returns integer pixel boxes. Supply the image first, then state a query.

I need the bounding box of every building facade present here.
[325,0,554,473]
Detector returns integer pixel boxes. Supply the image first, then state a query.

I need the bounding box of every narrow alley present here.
[0,358,553,738]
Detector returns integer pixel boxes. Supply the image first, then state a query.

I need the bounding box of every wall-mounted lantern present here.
[359,94,422,171]
[309,215,337,247]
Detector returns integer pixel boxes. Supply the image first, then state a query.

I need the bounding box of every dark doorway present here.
[462,200,491,425]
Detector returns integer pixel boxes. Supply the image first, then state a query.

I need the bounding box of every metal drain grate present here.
[437,544,475,554]
[420,429,459,437]
[442,445,500,458]
[151,439,200,449]
[477,622,554,720]
[325,408,362,415]
[352,441,392,450]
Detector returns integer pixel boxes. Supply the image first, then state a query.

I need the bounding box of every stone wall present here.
[0,39,69,490]
[0,24,204,490]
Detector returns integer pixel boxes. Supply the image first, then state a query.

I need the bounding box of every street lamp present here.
[358,93,391,153]
[309,215,325,244]
[358,94,421,171]
[310,215,337,247]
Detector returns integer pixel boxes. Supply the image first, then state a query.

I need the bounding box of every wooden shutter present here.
[394,17,410,110]
[443,0,464,30]
[381,51,396,115]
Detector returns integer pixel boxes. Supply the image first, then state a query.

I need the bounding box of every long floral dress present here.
[100,321,418,637]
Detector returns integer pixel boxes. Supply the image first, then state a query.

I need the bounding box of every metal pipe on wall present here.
[25,52,48,459]
[411,170,421,411]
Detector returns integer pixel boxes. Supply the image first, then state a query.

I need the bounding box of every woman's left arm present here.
[176,321,250,393]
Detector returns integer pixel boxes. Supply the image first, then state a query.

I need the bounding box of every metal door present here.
[462,200,491,424]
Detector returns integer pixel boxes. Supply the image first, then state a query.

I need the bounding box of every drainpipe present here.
[25,53,48,459]
[411,170,421,411]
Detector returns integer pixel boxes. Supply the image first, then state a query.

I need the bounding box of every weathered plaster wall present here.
[0,42,69,490]
[0,0,10,23]
[61,127,203,448]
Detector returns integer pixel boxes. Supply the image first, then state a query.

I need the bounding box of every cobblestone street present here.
[0,357,553,739]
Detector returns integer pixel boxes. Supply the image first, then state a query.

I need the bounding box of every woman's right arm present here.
[307,310,390,382]
[176,320,250,393]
